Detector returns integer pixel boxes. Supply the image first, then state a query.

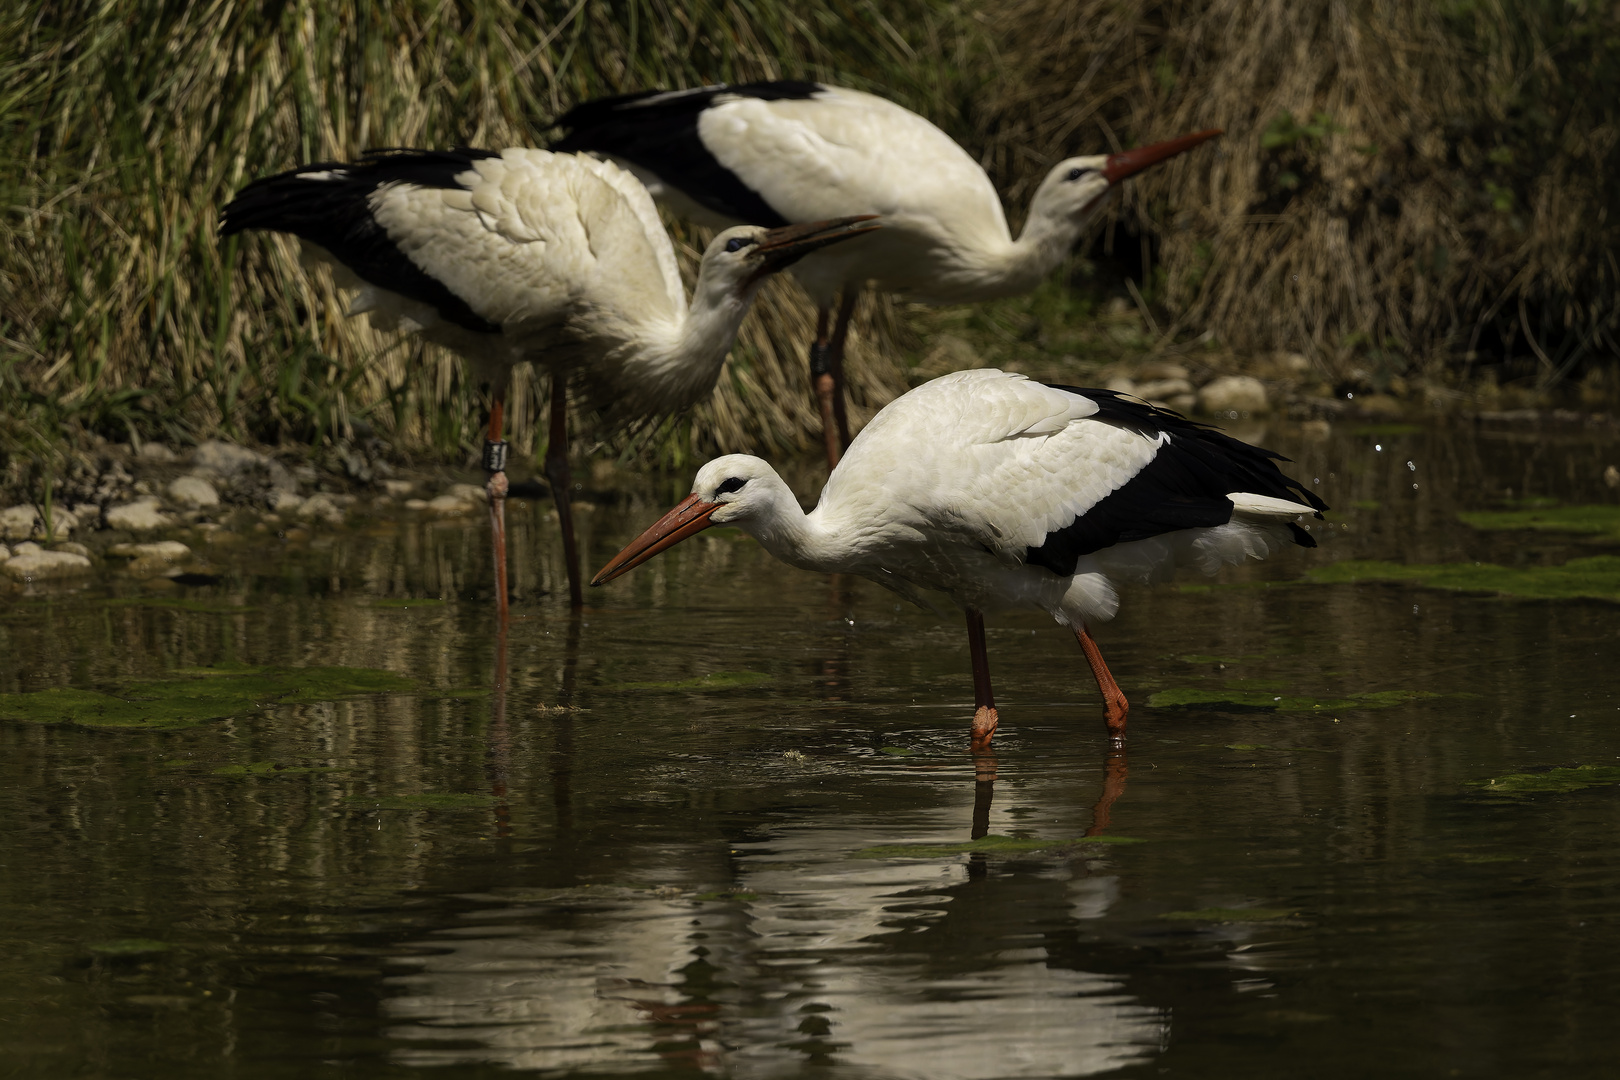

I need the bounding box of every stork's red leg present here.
[808,304,841,468]
[484,385,510,623]
[967,607,998,749]
[542,377,584,608]
[824,288,858,455]
[1075,625,1129,743]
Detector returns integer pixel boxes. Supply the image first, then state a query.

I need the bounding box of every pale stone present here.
[192,441,261,475]
[0,543,9,561]
[1167,393,1198,415]
[109,541,191,561]
[1605,464,1619,489]
[53,542,91,557]
[382,479,415,497]
[12,542,41,556]
[1135,378,1195,401]
[137,442,178,463]
[1197,375,1270,416]
[1,549,92,582]
[264,460,299,495]
[447,483,487,504]
[404,499,429,511]
[1103,376,1138,396]
[422,492,482,516]
[167,475,220,508]
[0,505,39,541]
[270,491,306,513]
[1138,361,1190,381]
[45,507,79,539]
[296,493,346,525]
[105,498,173,532]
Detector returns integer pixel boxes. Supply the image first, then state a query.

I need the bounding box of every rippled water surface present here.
[3,419,1619,1078]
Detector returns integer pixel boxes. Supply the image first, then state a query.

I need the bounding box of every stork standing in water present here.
[222,148,875,610]
[593,369,1325,746]
[552,82,1222,466]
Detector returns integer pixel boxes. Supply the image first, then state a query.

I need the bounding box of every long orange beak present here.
[1103,129,1223,184]
[591,493,722,585]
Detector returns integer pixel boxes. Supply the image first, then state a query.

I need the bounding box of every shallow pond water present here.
[2,417,1619,1078]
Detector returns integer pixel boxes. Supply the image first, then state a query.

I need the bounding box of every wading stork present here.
[552,82,1221,466]
[592,369,1325,747]
[221,147,875,609]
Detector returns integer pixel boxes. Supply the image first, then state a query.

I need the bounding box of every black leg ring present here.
[809,341,831,378]
[482,439,508,474]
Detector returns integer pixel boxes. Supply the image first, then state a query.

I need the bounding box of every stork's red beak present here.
[750,215,881,282]
[591,493,722,585]
[1103,129,1223,184]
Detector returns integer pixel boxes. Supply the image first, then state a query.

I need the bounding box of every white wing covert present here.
[825,371,1164,565]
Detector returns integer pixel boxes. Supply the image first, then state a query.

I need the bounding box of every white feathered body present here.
[559,85,1098,306]
[705,370,1320,630]
[233,148,749,423]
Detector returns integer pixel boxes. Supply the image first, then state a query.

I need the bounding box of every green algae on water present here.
[614,670,773,691]
[0,665,414,730]
[1149,687,1435,711]
[854,834,1145,859]
[1457,504,1620,541]
[1305,555,1620,602]
[1469,765,1620,797]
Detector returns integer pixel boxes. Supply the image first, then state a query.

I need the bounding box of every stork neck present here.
[732,479,848,575]
[631,277,755,413]
[997,201,1090,295]
[943,201,1088,302]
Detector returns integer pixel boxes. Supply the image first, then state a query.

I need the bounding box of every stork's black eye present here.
[724,236,754,253]
[1066,166,1094,182]
[715,476,748,496]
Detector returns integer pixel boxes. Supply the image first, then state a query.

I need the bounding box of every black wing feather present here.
[550,82,825,227]
[220,148,503,334]
[1025,387,1327,577]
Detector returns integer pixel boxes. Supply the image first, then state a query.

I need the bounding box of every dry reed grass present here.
[6,0,1616,490]
[1,0,966,476]
[972,0,1620,388]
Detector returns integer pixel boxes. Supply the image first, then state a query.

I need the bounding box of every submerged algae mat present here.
[1305,556,1620,602]
[1469,765,1620,797]
[1458,504,1620,541]
[0,664,414,729]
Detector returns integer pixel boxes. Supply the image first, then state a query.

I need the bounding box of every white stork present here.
[221,147,875,609]
[592,369,1325,747]
[552,82,1222,466]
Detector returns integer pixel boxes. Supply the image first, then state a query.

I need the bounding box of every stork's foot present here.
[1104,698,1128,747]
[970,705,999,750]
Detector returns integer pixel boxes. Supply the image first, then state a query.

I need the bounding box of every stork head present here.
[698,217,880,297]
[1028,129,1223,228]
[591,455,791,585]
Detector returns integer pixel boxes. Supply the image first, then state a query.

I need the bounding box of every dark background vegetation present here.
[3,0,1617,482]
